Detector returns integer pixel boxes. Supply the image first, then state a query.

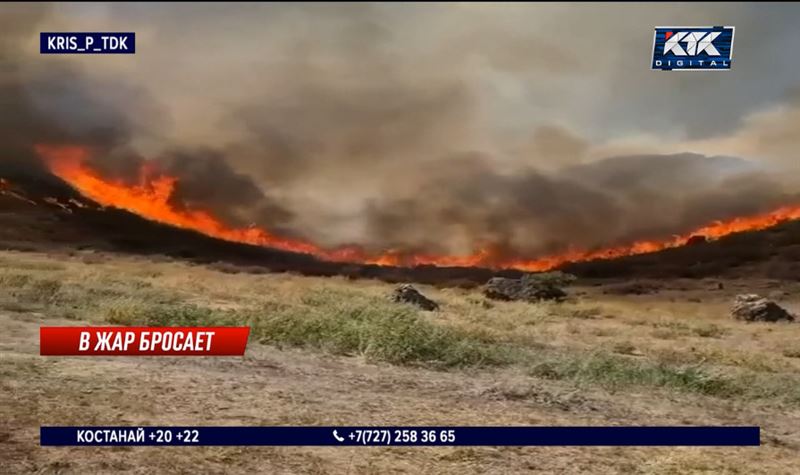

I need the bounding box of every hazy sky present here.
[29,2,800,161]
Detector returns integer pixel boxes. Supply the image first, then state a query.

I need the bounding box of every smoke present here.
[0,3,295,230]
[360,153,797,256]
[4,3,800,259]
[0,5,105,172]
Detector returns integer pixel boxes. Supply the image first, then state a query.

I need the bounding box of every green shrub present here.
[528,352,738,397]
[105,302,241,327]
[255,298,510,368]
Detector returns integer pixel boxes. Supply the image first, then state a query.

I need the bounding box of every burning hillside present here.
[34,144,800,273]
[5,5,800,279]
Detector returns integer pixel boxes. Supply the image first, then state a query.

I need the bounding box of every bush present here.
[0,272,63,304]
[255,298,510,368]
[100,290,511,368]
[105,302,241,327]
[528,352,738,397]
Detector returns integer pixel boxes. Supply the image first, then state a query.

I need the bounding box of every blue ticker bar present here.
[40,426,760,447]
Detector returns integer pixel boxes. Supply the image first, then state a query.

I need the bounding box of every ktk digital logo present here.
[652,26,734,71]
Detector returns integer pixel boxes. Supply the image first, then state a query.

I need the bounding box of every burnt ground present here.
[0,163,516,285]
[3,162,800,285]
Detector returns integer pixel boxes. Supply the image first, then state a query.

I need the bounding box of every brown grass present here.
[2,249,800,473]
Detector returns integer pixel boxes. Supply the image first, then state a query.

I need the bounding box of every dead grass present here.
[783,348,800,359]
[528,352,737,397]
[2,250,800,405]
[3,249,800,473]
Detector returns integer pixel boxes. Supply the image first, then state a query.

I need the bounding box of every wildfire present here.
[36,144,800,272]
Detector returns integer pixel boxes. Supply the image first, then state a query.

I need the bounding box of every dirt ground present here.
[2,250,800,474]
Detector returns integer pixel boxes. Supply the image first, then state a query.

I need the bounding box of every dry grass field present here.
[2,248,800,473]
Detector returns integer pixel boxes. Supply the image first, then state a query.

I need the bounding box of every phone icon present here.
[332,430,345,442]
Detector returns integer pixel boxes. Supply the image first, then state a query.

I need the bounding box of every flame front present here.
[36,144,800,272]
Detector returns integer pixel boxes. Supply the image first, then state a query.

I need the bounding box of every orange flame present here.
[36,144,800,272]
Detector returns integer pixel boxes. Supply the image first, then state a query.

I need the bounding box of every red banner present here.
[40,327,250,356]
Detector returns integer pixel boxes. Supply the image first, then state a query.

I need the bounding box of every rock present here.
[731,294,794,322]
[484,277,526,301]
[484,273,570,303]
[391,284,439,311]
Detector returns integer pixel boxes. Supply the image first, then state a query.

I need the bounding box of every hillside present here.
[2,162,800,283]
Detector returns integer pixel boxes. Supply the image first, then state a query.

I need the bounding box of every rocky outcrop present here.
[731,294,794,322]
[391,284,439,311]
[484,272,573,303]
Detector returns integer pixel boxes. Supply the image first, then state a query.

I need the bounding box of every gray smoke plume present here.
[0,4,122,171]
[4,3,800,260]
[1,4,295,231]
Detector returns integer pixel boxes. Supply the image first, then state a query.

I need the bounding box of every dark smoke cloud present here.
[0,5,97,170]
[162,149,295,231]
[4,3,800,259]
[0,4,294,231]
[1,4,134,179]
[361,153,797,256]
